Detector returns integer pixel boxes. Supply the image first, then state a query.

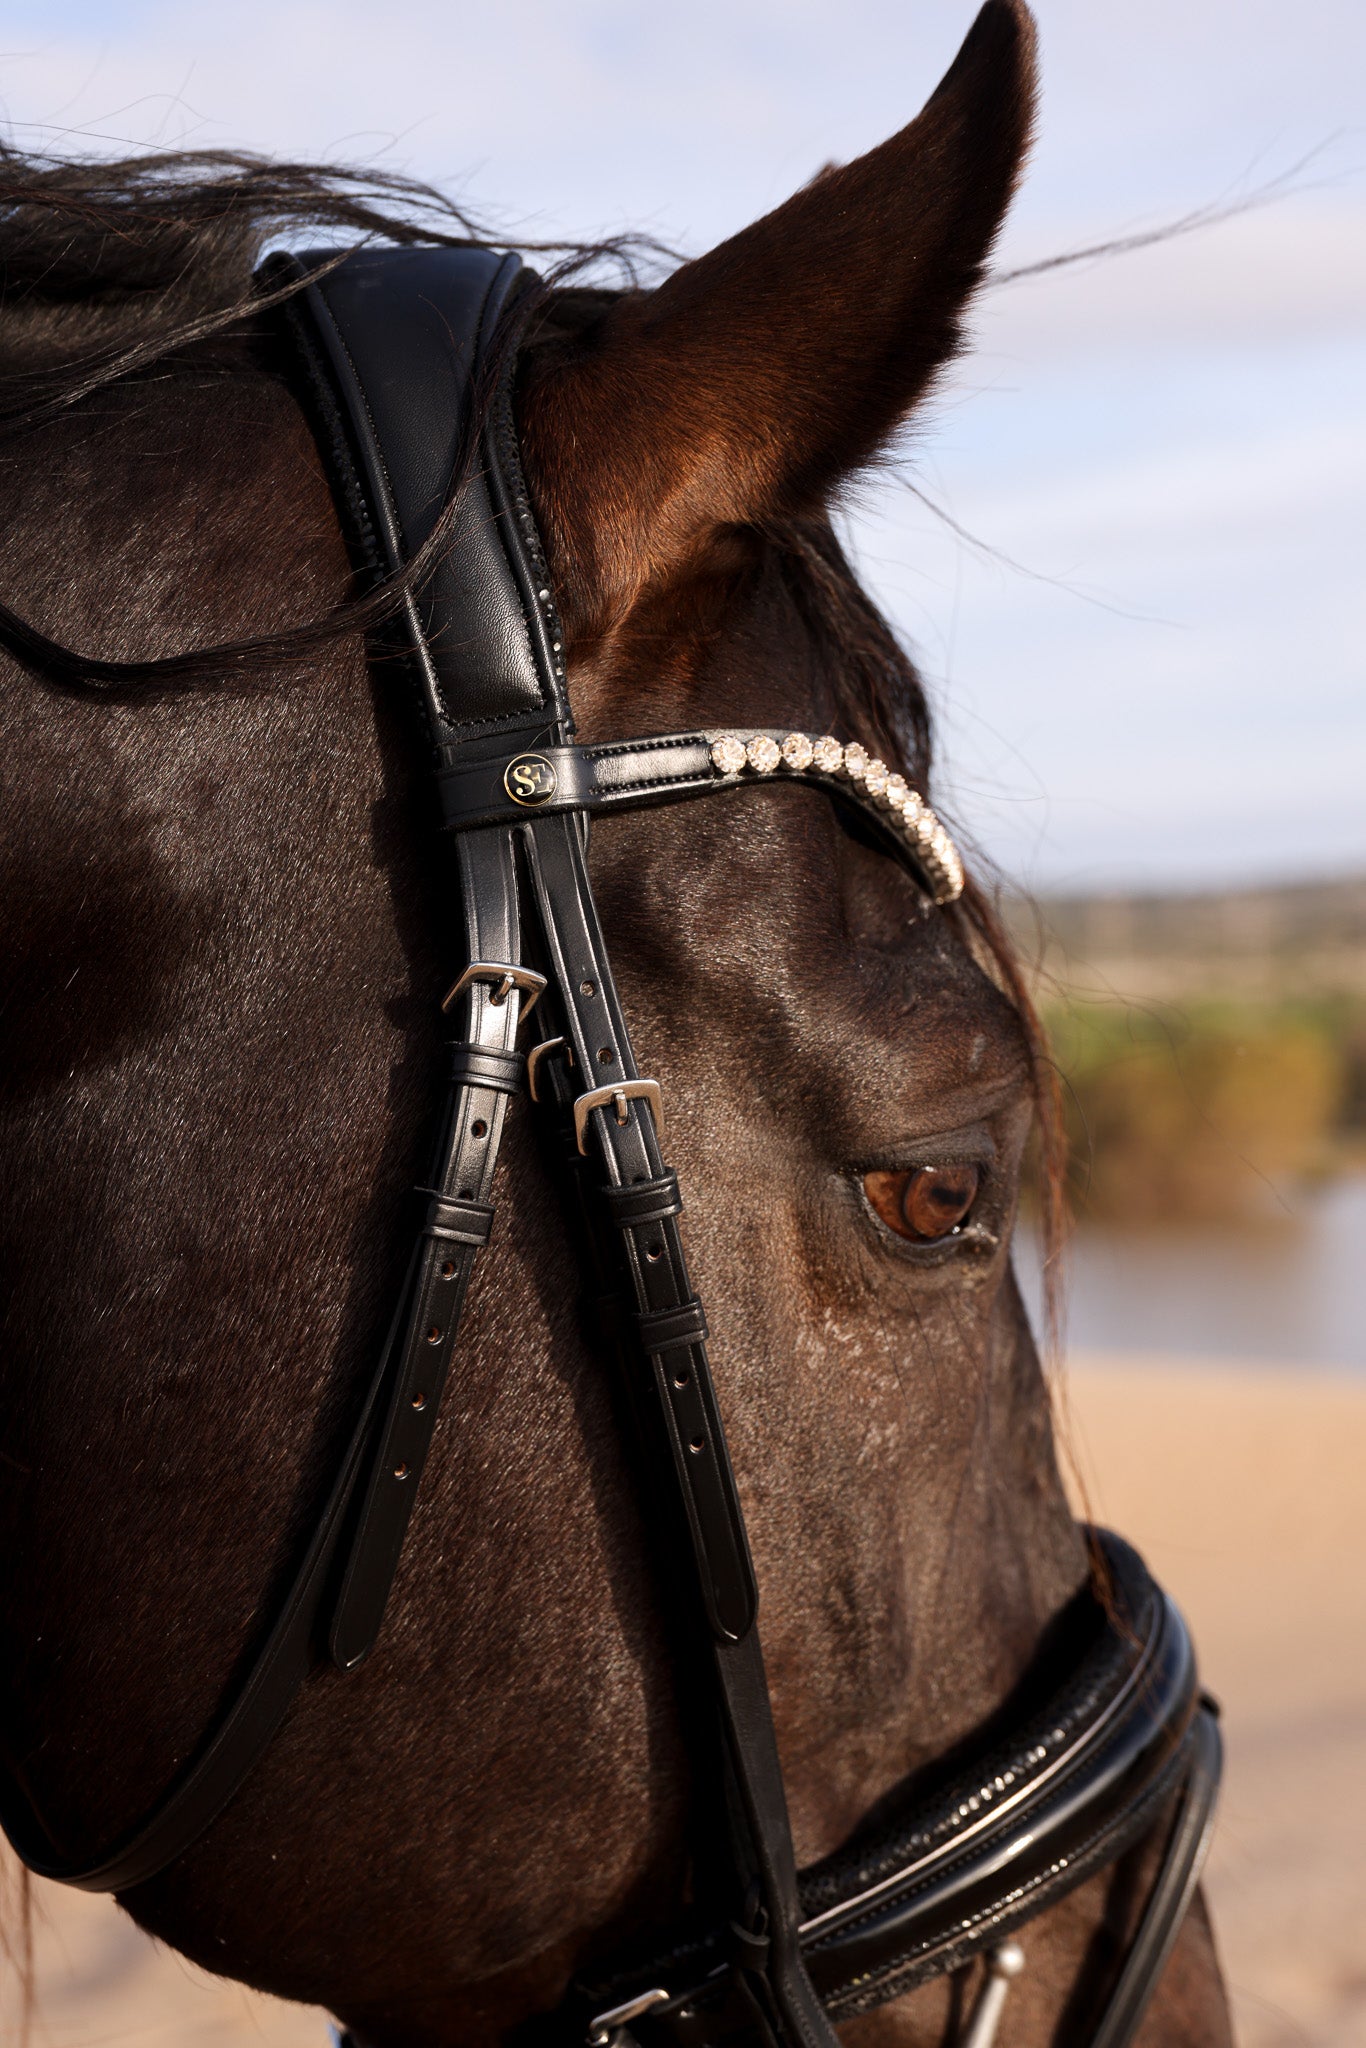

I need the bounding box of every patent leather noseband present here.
[0,245,1220,2048]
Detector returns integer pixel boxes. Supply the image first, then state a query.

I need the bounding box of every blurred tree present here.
[1047,1002,1348,1223]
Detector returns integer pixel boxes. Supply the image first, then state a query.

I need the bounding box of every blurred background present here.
[1,3,1363,2045]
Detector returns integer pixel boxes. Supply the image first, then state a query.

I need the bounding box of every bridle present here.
[0,246,1221,2048]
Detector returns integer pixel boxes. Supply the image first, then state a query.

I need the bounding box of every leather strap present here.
[439,736,715,822]
[521,812,829,2048]
[446,1043,527,1094]
[270,245,574,1666]
[521,810,758,1644]
[0,796,536,1894]
[1089,1703,1222,2048]
[327,829,532,1671]
[798,1544,1202,2013]
[600,1175,685,1228]
[421,1192,496,1245]
[636,1301,709,1354]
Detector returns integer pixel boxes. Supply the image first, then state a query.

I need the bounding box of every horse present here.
[0,3,1232,2043]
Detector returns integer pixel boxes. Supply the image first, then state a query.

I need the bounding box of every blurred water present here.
[1015,1174,1366,1373]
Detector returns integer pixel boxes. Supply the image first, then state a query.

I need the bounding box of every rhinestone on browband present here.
[707,732,965,904]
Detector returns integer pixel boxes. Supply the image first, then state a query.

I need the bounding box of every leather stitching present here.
[444,254,556,727]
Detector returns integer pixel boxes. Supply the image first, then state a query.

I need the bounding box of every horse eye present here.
[863,1164,980,1243]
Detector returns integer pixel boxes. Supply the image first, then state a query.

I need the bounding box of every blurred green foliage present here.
[1044,996,1366,1224]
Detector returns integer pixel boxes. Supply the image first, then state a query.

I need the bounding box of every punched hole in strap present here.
[637,1299,708,1355]
[601,1173,683,1228]
[419,1189,495,1247]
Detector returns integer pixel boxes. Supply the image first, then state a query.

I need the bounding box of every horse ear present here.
[520,0,1037,640]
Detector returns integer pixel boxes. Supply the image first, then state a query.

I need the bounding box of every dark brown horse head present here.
[0,4,1230,2044]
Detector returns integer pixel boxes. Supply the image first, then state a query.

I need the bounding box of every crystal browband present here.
[705,732,963,902]
[436,729,966,904]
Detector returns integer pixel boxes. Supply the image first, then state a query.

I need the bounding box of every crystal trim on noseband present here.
[707,732,965,904]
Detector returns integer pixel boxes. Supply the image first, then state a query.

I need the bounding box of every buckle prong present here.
[441,962,547,1020]
[573,1079,664,1155]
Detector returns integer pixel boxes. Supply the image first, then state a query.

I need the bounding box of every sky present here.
[2,0,1363,893]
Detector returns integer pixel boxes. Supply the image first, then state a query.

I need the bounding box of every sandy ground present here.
[1060,1358,1366,2048]
[4,1356,1364,2048]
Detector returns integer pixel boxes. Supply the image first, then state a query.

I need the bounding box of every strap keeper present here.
[602,1173,683,1228]
[726,1919,771,1975]
[637,1299,708,1355]
[447,1042,525,1093]
[419,1189,495,1247]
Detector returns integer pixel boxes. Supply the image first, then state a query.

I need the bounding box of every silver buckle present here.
[572,1079,664,1155]
[440,961,547,1019]
[586,1988,669,2047]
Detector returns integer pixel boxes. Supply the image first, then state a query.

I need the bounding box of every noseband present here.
[0,247,1220,2048]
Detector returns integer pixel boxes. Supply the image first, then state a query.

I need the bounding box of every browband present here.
[437,730,965,905]
[1,246,1218,2048]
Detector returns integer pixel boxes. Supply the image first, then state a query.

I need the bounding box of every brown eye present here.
[863,1164,981,1243]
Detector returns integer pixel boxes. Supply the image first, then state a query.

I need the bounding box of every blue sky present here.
[3,1,1363,892]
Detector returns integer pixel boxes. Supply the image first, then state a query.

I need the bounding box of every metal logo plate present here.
[504,753,558,806]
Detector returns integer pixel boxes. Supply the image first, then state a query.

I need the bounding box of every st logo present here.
[503,753,558,806]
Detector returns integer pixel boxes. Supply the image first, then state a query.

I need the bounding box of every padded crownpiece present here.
[277,245,571,747]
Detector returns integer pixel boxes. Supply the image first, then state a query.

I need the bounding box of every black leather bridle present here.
[0,246,1221,2048]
